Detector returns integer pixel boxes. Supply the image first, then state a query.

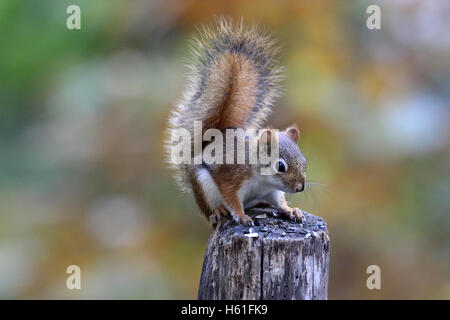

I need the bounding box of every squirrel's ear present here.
[284,125,299,143]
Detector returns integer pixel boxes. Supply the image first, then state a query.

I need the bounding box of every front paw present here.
[281,207,305,223]
[239,214,254,226]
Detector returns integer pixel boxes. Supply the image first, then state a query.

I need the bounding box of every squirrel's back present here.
[166,17,283,191]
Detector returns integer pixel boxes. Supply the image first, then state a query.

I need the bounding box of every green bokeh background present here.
[0,0,449,299]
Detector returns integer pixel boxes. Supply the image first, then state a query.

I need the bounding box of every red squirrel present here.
[166,18,307,228]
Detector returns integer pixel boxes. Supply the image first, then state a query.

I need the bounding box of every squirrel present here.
[166,18,307,228]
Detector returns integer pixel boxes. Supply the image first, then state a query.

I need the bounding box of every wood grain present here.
[198,209,330,300]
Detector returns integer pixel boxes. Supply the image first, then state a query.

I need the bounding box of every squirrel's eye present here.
[277,160,287,173]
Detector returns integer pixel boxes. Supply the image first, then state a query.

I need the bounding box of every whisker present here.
[306,181,329,189]
[304,181,331,198]
[306,181,326,187]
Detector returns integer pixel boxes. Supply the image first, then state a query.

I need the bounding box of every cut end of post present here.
[198,208,330,300]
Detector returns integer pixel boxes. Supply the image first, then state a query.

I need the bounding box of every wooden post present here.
[198,209,330,300]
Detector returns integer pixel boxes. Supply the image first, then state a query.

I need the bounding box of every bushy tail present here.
[166,17,283,191]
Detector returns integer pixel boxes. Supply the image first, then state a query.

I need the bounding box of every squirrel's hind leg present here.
[192,167,249,227]
[209,205,230,229]
[216,184,253,226]
[209,168,254,226]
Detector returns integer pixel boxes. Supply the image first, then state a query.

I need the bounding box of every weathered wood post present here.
[198,209,330,300]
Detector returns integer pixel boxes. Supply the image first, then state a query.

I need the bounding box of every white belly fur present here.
[238,174,278,209]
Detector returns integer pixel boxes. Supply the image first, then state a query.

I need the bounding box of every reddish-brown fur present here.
[166,18,307,227]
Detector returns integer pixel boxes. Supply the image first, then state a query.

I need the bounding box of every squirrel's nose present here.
[295,182,305,193]
[295,176,306,192]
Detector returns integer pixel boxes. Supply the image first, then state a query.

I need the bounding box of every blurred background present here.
[0,0,449,299]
